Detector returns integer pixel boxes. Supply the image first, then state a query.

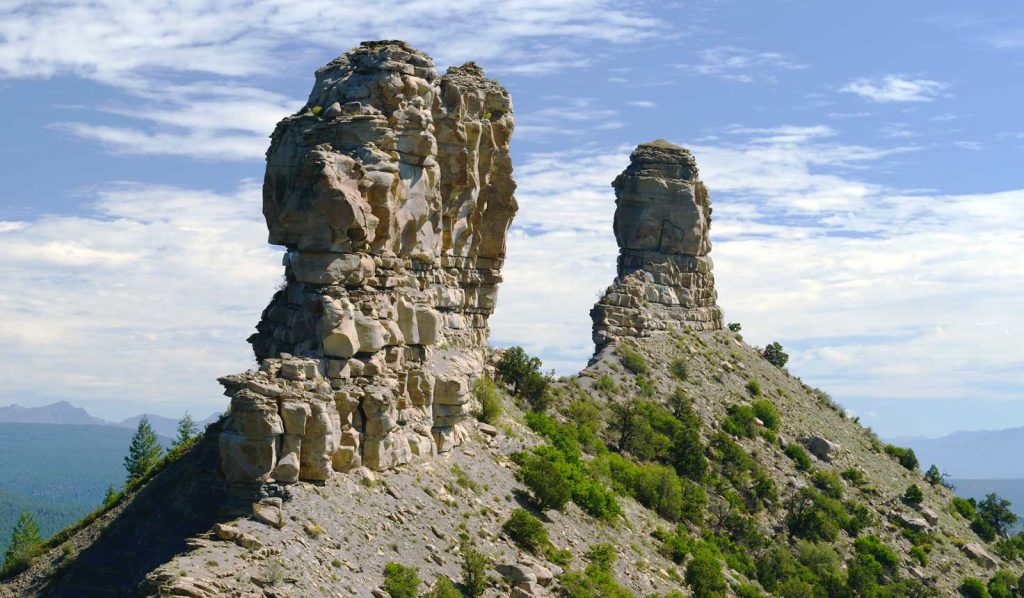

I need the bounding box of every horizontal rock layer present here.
[220,41,516,490]
[592,140,723,350]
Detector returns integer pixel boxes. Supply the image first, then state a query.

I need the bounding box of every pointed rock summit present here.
[219,41,517,496]
[591,140,723,350]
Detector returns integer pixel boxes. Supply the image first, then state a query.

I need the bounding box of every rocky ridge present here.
[2,40,1021,598]
[591,140,723,351]
[220,40,518,501]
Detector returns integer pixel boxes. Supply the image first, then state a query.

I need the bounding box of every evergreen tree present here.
[102,484,119,508]
[3,511,42,571]
[172,412,198,448]
[124,416,162,484]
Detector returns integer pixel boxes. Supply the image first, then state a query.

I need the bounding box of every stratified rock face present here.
[591,140,723,350]
[220,41,516,490]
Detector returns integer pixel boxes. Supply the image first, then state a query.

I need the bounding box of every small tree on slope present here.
[124,416,163,484]
[172,412,198,448]
[3,511,42,571]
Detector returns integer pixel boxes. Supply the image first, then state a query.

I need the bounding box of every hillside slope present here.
[6,330,1019,597]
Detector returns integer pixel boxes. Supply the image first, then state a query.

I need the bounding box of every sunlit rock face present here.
[591,140,723,351]
[219,41,516,491]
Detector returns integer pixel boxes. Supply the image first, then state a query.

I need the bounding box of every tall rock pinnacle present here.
[591,140,723,350]
[218,41,517,495]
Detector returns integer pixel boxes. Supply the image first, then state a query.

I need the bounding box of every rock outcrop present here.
[590,140,723,350]
[219,41,516,493]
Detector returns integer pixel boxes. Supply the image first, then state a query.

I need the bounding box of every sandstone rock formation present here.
[219,41,516,493]
[591,140,723,350]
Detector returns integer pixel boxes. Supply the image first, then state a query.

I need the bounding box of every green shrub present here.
[473,377,503,425]
[496,347,550,410]
[903,483,924,506]
[854,535,898,573]
[785,488,865,542]
[502,509,549,554]
[728,322,742,332]
[382,562,420,598]
[710,433,776,511]
[566,396,604,453]
[924,464,943,486]
[572,477,622,521]
[560,544,631,598]
[762,342,789,368]
[518,450,572,510]
[785,443,812,471]
[636,376,655,398]
[745,379,762,397]
[841,467,865,487]
[735,583,765,598]
[2,511,42,575]
[978,493,1019,537]
[496,346,542,394]
[723,404,758,438]
[953,496,978,520]
[751,399,779,430]
[619,347,648,375]
[459,535,488,597]
[595,374,618,395]
[960,576,991,598]
[988,570,1019,598]
[973,517,997,542]
[812,470,844,499]
[883,444,919,471]
[525,412,581,461]
[424,576,461,598]
[685,549,728,598]
[671,359,688,380]
[910,545,927,566]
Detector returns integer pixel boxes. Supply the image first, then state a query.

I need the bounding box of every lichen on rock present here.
[591,139,724,351]
[218,41,517,493]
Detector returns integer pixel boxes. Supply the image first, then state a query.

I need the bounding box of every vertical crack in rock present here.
[218,41,517,497]
[591,140,723,351]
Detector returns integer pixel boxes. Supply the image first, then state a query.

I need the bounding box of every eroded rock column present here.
[219,41,516,491]
[590,140,723,351]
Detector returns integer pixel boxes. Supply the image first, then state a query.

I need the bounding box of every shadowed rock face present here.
[591,140,723,350]
[219,41,517,491]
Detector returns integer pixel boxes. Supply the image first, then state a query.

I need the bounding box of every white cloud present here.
[0,1,661,85]
[0,0,663,159]
[674,46,807,83]
[0,182,280,419]
[953,140,983,151]
[628,100,656,108]
[841,75,948,103]
[515,97,623,140]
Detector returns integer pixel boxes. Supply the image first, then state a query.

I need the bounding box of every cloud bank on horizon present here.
[0,0,1021,436]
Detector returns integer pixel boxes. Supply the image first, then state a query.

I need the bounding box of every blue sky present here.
[0,0,1022,437]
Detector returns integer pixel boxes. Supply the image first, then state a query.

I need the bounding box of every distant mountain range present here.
[0,401,219,438]
[892,426,1024,479]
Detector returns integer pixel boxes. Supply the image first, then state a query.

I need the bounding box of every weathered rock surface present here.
[591,140,723,350]
[220,40,516,492]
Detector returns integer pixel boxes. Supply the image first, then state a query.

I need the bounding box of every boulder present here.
[801,436,841,462]
[963,542,998,569]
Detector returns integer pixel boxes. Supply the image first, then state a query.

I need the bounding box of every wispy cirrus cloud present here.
[841,75,949,103]
[673,46,807,83]
[0,0,664,159]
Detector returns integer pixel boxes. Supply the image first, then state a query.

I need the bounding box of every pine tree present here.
[172,412,198,448]
[3,511,42,571]
[102,484,119,508]
[124,416,162,484]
